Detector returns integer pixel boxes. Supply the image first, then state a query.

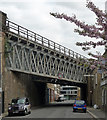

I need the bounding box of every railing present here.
[6,20,89,62]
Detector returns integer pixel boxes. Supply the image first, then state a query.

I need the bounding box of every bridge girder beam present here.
[5,32,88,85]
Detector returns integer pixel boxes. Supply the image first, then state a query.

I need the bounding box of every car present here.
[73,100,87,113]
[61,97,67,101]
[55,97,67,102]
[55,97,62,102]
[8,97,31,116]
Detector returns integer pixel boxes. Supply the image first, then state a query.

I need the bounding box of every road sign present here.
[58,73,63,79]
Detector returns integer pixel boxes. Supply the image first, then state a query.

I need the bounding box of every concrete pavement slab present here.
[87,107,105,119]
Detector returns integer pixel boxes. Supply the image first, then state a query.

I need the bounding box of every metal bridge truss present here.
[5,20,89,84]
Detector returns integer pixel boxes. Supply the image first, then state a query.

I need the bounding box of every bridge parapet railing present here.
[6,20,89,64]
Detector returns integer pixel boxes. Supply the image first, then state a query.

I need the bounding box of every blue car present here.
[73,100,87,113]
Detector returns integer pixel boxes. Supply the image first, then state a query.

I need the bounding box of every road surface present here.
[5,101,93,119]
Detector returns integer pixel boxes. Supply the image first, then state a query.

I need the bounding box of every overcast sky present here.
[0,0,106,58]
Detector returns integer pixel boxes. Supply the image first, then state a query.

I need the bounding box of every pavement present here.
[87,107,106,120]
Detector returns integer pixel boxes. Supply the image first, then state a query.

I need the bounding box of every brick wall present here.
[3,70,47,113]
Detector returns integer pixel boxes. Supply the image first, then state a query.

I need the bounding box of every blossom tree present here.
[50,0,107,73]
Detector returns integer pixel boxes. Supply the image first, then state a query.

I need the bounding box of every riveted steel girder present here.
[5,20,89,84]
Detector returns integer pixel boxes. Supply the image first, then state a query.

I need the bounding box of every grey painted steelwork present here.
[5,20,89,84]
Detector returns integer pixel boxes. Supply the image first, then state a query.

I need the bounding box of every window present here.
[67,91,70,94]
[102,89,106,105]
[26,98,29,103]
[11,99,18,104]
[102,73,104,79]
[17,98,25,104]
[95,73,97,85]
[62,87,77,90]
[76,101,85,105]
[60,91,66,94]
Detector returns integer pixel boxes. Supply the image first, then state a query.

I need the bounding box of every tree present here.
[50,0,107,73]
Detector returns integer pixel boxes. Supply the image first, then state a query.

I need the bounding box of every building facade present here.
[60,86,78,100]
[89,47,107,113]
[47,83,55,103]
[47,83,61,103]
[54,84,60,100]
[100,48,107,112]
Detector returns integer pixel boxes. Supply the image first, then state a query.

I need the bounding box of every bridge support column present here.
[3,71,47,114]
[87,76,93,106]
[80,85,87,102]
[0,11,7,116]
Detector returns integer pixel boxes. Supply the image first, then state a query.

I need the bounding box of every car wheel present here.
[24,109,28,115]
[73,109,76,112]
[84,110,86,113]
[29,110,31,114]
[8,112,13,116]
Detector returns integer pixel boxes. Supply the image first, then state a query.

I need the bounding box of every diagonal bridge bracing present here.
[5,20,89,84]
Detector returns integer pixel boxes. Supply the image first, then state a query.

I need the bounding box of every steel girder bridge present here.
[5,20,89,86]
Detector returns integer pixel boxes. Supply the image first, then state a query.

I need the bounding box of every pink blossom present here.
[50,1,107,71]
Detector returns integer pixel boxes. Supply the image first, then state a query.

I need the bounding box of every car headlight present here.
[8,107,11,110]
[20,106,24,109]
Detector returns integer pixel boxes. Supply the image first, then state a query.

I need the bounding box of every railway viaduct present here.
[0,11,92,115]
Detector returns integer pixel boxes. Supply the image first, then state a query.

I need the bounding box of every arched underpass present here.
[3,69,87,114]
[3,70,89,119]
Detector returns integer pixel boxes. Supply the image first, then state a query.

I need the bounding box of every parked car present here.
[8,97,31,116]
[55,97,66,102]
[73,100,87,113]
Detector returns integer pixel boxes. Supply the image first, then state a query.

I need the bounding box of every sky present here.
[0,0,106,58]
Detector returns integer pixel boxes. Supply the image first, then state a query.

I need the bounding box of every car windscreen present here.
[17,99,25,104]
[75,101,85,105]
